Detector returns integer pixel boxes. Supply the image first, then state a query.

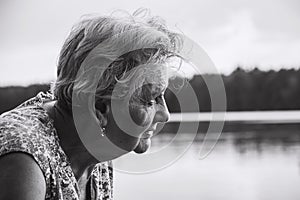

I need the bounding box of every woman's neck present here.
[43,101,98,180]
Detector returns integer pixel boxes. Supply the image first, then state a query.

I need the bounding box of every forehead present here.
[143,63,168,82]
[141,82,167,96]
[128,63,168,97]
[139,64,168,89]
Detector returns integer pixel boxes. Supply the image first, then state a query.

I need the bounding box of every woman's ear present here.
[95,100,110,127]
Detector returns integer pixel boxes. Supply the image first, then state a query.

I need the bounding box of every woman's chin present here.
[133,138,151,154]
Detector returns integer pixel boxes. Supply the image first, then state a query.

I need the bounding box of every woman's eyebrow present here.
[138,84,164,98]
[150,85,167,97]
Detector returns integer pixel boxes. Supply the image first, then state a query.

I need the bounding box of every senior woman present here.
[0,10,182,200]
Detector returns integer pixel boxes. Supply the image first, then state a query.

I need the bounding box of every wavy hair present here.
[51,9,183,110]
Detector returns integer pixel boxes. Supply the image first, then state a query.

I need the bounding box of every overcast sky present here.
[0,0,300,86]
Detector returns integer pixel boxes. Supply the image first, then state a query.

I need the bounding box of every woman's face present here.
[104,67,170,154]
[130,82,170,153]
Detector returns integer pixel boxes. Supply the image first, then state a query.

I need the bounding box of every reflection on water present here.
[114,130,300,200]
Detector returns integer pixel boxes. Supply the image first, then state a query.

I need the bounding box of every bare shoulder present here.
[0,152,46,200]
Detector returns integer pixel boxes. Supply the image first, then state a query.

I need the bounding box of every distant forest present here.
[166,67,300,112]
[1,68,300,114]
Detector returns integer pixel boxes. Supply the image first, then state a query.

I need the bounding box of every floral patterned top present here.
[0,92,113,200]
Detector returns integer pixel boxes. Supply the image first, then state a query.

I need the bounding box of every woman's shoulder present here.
[0,92,60,179]
[0,152,46,200]
[0,91,54,128]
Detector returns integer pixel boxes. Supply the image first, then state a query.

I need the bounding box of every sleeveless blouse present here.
[0,92,113,200]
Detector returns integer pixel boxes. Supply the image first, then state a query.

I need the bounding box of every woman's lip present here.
[142,131,154,138]
[147,127,156,132]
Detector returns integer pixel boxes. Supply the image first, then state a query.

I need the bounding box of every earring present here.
[100,126,106,137]
[96,109,107,137]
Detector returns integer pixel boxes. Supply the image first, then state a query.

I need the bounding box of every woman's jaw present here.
[133,137,151,154]
[133,130,154,154]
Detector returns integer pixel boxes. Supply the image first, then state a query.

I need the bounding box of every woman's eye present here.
[147,99,156,106]
[147,94,164,106]
[139,97,156,107]
[140,93,164,107]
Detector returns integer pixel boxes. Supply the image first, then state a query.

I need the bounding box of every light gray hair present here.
[51,9,183,110]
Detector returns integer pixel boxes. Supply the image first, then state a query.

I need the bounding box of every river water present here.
[113,130,300,200]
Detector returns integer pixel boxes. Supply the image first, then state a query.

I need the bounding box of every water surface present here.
[114,130,300,200]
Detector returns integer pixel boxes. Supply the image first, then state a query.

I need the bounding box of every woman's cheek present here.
[129,105,153,128]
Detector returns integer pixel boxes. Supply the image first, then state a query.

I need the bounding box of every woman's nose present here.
[154,100,170,123]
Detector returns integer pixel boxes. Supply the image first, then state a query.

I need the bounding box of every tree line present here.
[166,67,300,112]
